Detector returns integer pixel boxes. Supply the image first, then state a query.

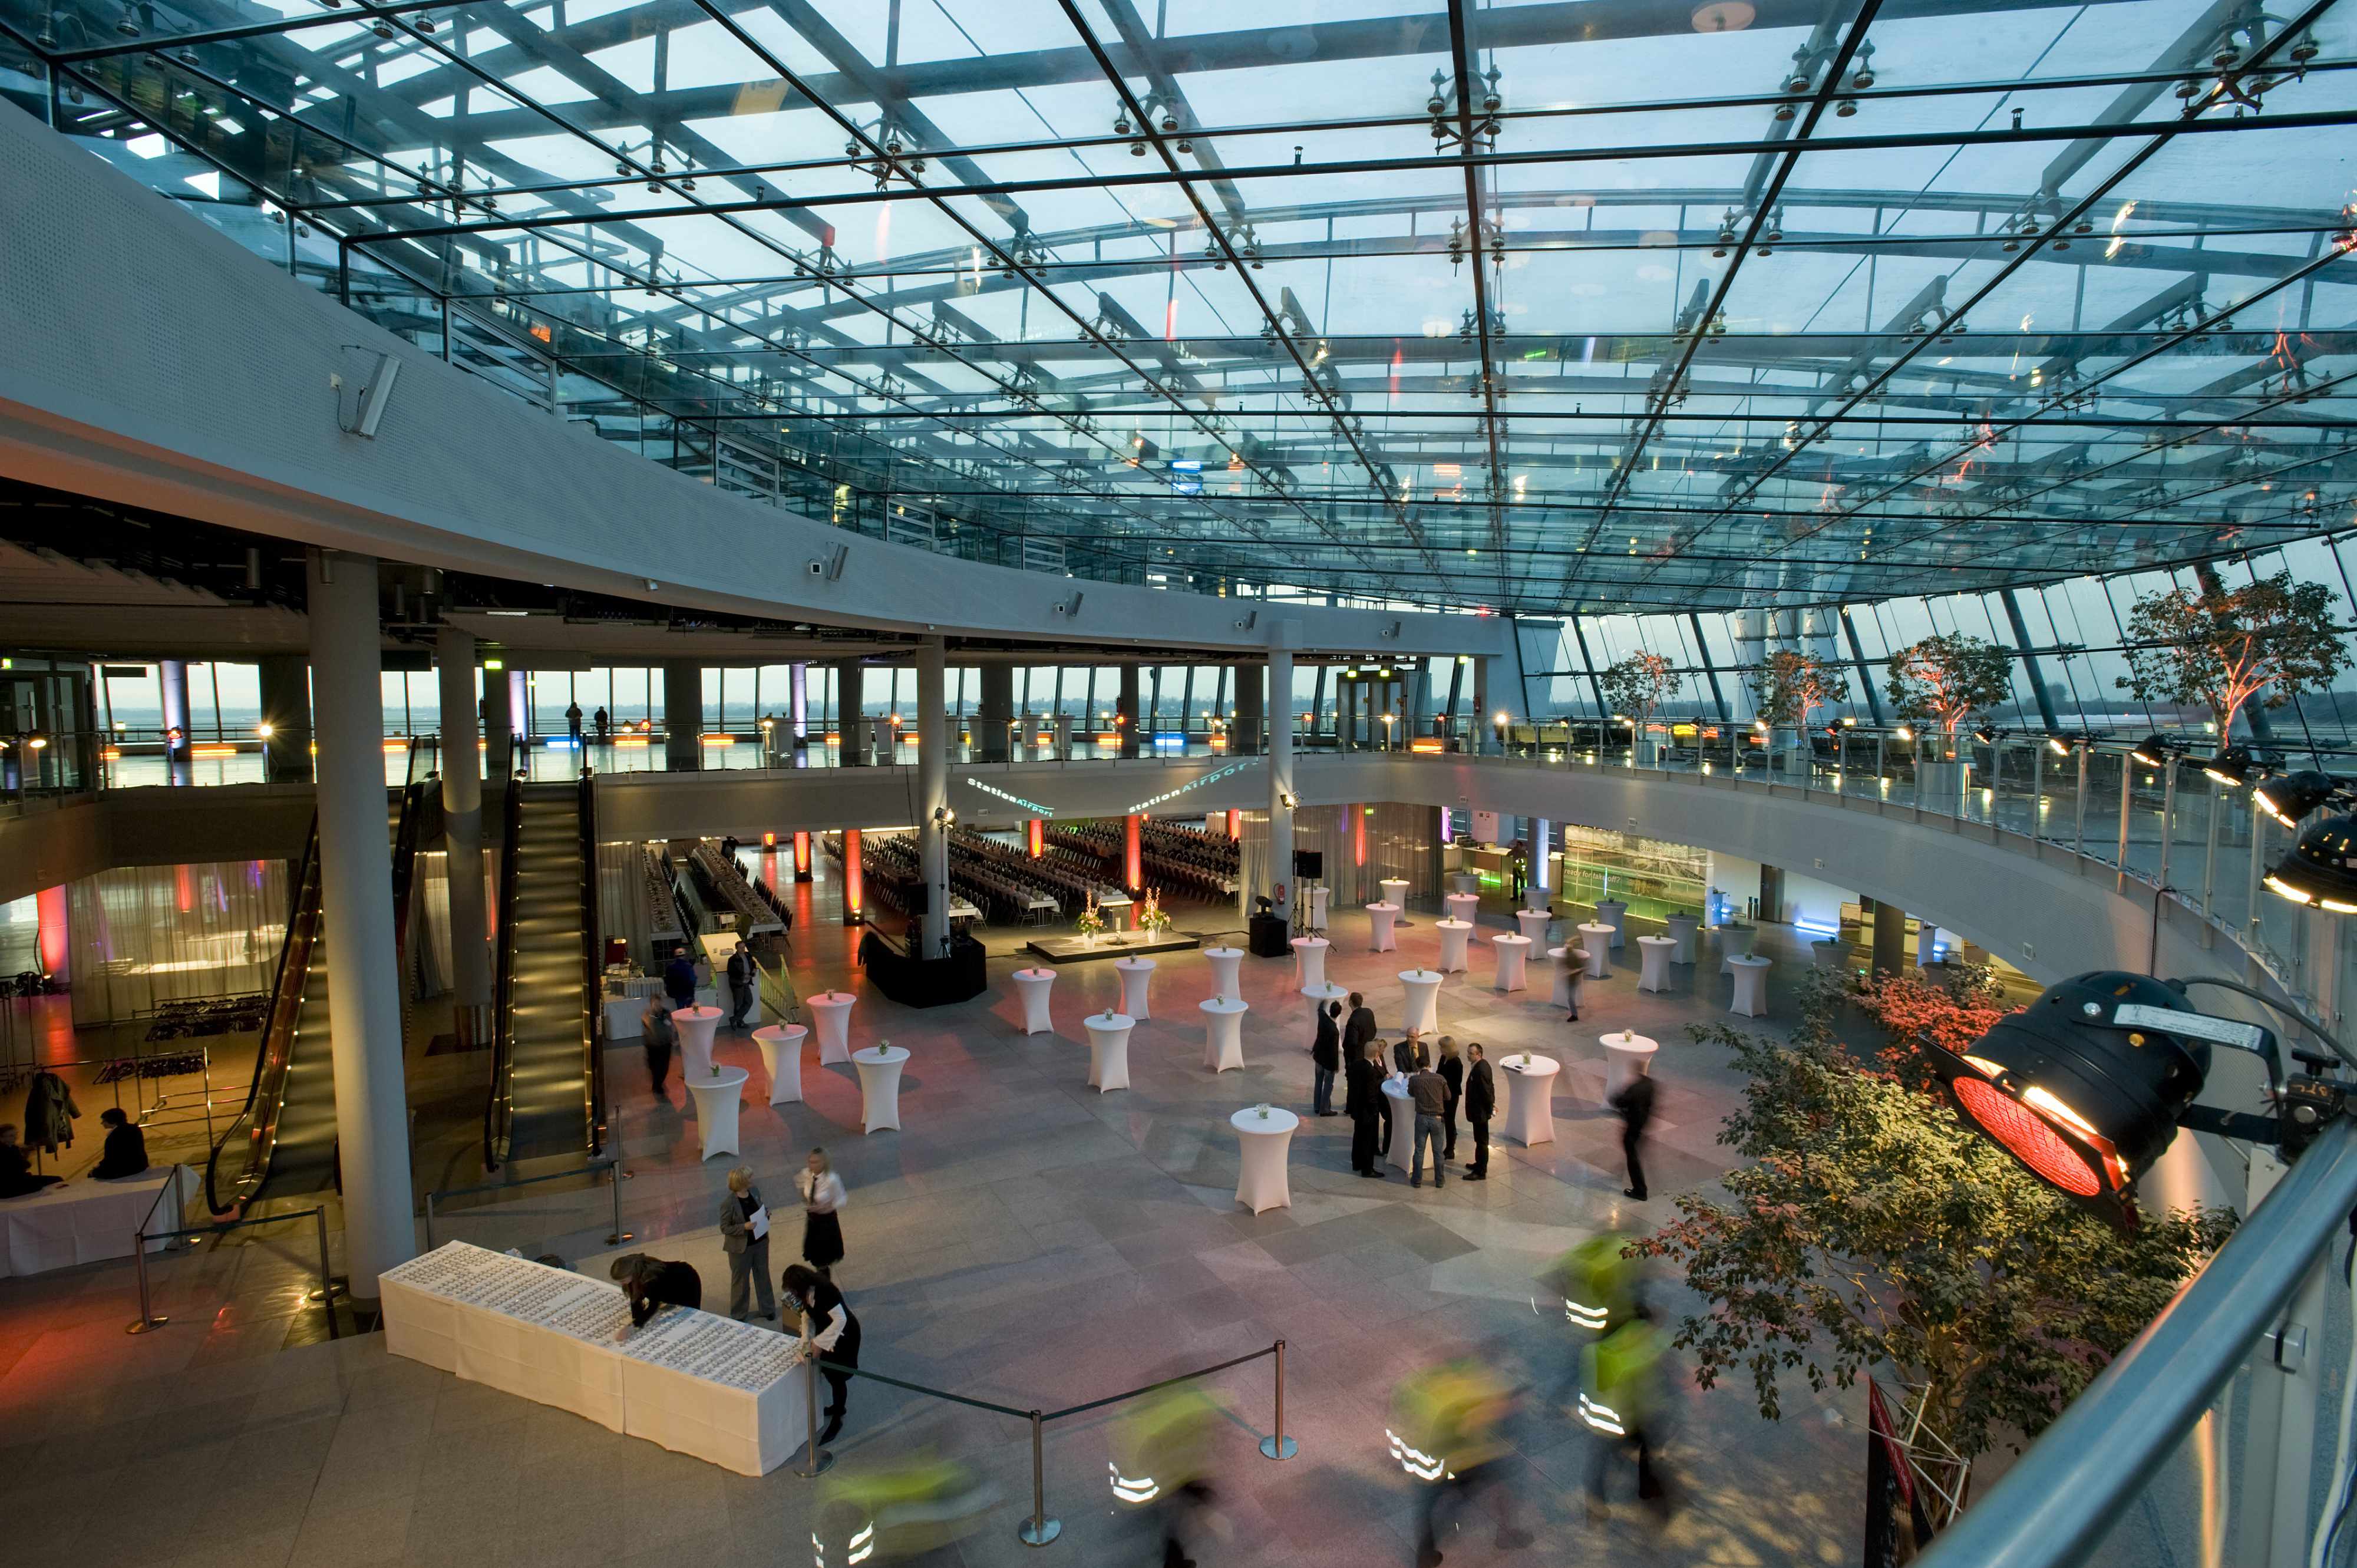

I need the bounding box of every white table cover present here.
[1232,1108,1298,1213]
[1638,936,1678,994]
[1115,956,1157,1021]
[686,1068,748,1160]
[752,1025,805,1105]
[1301,982,1347,1029]
[1729,955,1772,1018]
[1549,946,1584,1011]
[852,1046,909,1131]
[1497,1054,1560,1147]
[1398,969,1442,1035]
[1665,913,1699,965]
[380,1242,811,1477]
[0,1164,194,1279]
[807,992,856,1064]
[1200,998,1249,1072]
[1204,946,1244,1002]
[1449,872,1480,896]
[1382,1077,1417,1172]
[1434,919,1474,973]
[1012,968,1056,1035]
[1366,902,1400,952]
[672,1006,723,1079]
[1577,925,1615,978]
[1717,925,1758,974]
[1444,892,1481,926]
[1380,879,1411,912]
[1308,885,1332,930]
[1085,1012,1134,1092]
[1594,899,1628,949]
[1291,936,1329,991]
[1490,933,1531,992]
[604,996,647,1042]
[1602,1032,1659,1100]
[1516,908,1553,944]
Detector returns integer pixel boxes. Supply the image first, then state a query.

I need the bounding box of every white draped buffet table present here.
[0,1164,196,1279]
[381,1242,813,1477]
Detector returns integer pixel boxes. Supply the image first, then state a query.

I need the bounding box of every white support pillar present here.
[917,638,951,958]
[159,658,192,784]
[480,658,513,783]
[1533,818,1552,893]
[306,551,415,1299]
[1268,648,1295,926]
[1473,656,1498,755]
[789,662,809,767]
[436,626,492,1014]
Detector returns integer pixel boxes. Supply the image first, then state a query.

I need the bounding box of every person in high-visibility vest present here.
[1112,1385,1225,1568]
[818,1451,998,1563]
[1390,1361,1532,1568]
[1552,1230,1642,1335]
[1580,1313,1671,1522]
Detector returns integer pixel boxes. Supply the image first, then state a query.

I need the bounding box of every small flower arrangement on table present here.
[1137,889,1173,938]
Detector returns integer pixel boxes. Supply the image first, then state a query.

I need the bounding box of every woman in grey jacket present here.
[719,1166,777,1321]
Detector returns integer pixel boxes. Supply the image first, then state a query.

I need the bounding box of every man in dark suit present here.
[91,1108,149,1179]
[1610,1058,1657,1201]
[1310,1000,1342,1116]
[1345,1039,1386,1179]
[1464,1043,1495,1180]
[1343,992,1384,1144]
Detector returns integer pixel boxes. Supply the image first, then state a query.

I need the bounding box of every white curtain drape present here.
[67,859,291,1025]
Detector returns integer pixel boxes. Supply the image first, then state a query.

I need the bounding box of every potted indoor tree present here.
[1597,651,1679,767]
[1749,648,1851,777]
[1884,632,2011,808]
[2116,566,2350,742]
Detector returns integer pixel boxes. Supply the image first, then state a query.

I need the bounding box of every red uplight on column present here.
[843,828,864,923]
[1027,819,1044,858]
[36,885,70,983]
[1226,808,1240,840]
[793,831,812,880]
[1125,814,1143,893]
[763,830,777,847]
[175,863,193,914]
[1353,804,1367,867]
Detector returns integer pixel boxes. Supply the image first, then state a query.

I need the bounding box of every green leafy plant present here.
[1636,966,2234,1471]
[1884,633,2013,758]
[2117,568,2351,739]
[1597,652,1680,750]
[1749,648,1852,732]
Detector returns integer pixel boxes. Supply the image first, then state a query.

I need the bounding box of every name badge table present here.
[381,1242,811,1476]
[0,1164,196,1278]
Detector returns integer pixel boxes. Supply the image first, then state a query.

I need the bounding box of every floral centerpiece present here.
[1075,893,1106,946]
[1137,889,1173,938]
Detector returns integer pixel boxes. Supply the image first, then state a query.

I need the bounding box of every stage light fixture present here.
[2200,745,2256,788]
[2255,770,2340,829]
[2131,734,2174,767]
[2264,813,2357,915]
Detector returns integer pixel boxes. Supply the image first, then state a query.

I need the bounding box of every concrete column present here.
[305,551,415,1299]
[257,653,313,784]
[836,659,866,767]
[841,827,864,925]
[1117,665,1141,758]
[1872,901,1909,976]
[159,658,192,784]
[1533,818,1552,893]
[662,661,701,773]
[790,662,809,767]
[509,671,529,745]
[916,638,950,958]
[1268,650,1295,925]
[480,659,513,782]
[1473,657,1496,755]
[435,627,492,1014]
[1230,662,1262,756]
[978,663,1014,763]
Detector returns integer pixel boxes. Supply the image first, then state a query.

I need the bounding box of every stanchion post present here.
[313,1207,341,1339]
[1017,1408,1060,1546]
[1260,1339,1297,1460]
[124,1226,167,1335]
[795,1346,833,1477]
[606,1161,632,1245]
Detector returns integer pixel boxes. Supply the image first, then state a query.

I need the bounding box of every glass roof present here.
[8,0,2357,616]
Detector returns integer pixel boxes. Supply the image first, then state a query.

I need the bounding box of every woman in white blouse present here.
[797,1146,847,1279]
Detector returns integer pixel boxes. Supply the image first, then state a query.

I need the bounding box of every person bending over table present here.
[609,1252,702,1331]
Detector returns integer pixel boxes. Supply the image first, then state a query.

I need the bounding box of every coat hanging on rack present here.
[22,1071,80,1154]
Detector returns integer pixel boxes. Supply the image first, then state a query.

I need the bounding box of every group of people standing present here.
[1319,993,1497,1186]
[636,939,765,1099]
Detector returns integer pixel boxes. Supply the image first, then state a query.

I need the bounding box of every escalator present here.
[207,781,423,1213]
[484,773,604,1168]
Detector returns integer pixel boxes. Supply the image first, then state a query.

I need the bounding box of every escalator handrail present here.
[579,765,606,1158]
[482,777,523,1171]
[205,816,321,1215]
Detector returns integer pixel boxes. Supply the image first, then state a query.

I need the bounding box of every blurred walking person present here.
[1391,1359,1530,1568]
[1582,1312,1672,1523]
[1114,1384,1224,1567]
[798,1146,848,1277]
[1609,1055,1656,1201]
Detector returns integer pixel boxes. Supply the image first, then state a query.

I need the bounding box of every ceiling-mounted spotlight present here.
[2200,744,2256,788]
[2266,813,2357,914]
[2256,770,2341,829]
[114,3,140,34]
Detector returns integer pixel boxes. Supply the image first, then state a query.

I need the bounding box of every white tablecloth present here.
[0,1164,195,1279]
[1593,899,1628,949]
[1291,936,1329,991]
[1200,998,1248,1072]
[1012,968,1056,1035]
[1085,1013,1134,1092]
[1490,933,1531,992]
[1497,1054,1560,1147]
[1516,908,1553,944]
[1399,969,1442,1035]
[1115,957,1157,1021]
[753,1025,804,1105]
[686,1068,748,1160]
[381,1242,812,1477]
[1577,925,1615,978]
[1382,1077,1417,1171]
[1717,924,1757,974]
[1232,1108,1297,1213]
[1380,879,1411,912]
[1444,892,1480,926]
[604,996,647,1042]
[1204,946,1243,1002]
[1367,902,1400,952]
[1729,955,1772,1018]
[807,992,855,1064]
[1602,1033,1659,1100]
[1665,913,1699,965]
[1301,982,1347,1029]
[853,1046,908,1131]
[1448,872,1480,896]
[672,1006,723,1079]
[1638,936,1677,993]
[1435,919,1473,973]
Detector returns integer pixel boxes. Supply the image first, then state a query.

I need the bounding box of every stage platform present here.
[1024,932,1204,965]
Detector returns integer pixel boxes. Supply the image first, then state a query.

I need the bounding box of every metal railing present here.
[482,777,524,1171]
[577,765,607,1159]
[126,1173,337,1343]
[205,814,320,1215]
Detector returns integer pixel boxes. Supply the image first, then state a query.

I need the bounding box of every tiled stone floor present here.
[0,875,1864,1567]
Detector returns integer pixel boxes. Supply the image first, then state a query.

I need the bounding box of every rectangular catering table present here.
[0,1164,196,1278]
[381,1242,812,1474]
